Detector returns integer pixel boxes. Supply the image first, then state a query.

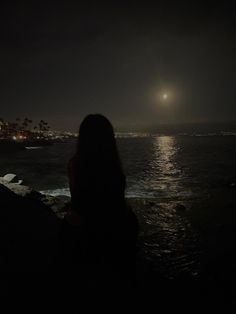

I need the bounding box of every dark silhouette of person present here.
[59,114,138,292]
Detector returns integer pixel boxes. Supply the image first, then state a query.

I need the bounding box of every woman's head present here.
[76,114,124,189]
[77,114,117,158]
[71,114,126,215]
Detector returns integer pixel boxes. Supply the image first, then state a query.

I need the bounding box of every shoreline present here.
[1,180,236,282]
[1,179,236,311]
[0,179,199,279]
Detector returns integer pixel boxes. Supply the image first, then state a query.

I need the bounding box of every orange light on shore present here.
[12,134,28,140]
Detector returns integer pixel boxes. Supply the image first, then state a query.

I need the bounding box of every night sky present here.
[1,2,236,131]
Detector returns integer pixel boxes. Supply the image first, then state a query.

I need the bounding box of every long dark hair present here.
[69,114,126,219]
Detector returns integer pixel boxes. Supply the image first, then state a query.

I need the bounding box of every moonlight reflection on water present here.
[145,136,184,200]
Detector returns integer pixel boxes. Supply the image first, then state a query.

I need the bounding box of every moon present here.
[162,93,168,100]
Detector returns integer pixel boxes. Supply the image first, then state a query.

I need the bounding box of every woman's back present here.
[59,114,138,288]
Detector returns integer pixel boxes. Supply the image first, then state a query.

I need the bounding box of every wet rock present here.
[3,173,23,184]
[41,194,70,219]
[0,180,41,199]
[0,177,70,219]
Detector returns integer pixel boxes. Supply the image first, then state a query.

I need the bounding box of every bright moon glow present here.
[162,94,168,100]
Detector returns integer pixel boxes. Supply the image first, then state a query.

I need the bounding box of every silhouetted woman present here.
[60,114,138,291]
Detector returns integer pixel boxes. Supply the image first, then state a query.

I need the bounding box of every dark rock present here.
[0,183,61,272]
[40,194,70,219]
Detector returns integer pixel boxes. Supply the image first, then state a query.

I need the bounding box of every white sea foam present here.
[40,187,153,199]
[115,132,151,138]
[40,188,70,197]
[221,132,236,136]
[185,132,236,137]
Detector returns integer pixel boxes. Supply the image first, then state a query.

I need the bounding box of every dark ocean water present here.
[1,134,236,279]
[0,135,235,200]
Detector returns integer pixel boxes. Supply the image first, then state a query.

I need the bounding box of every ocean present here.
[1,134,236,279]
[0,134,235,201]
